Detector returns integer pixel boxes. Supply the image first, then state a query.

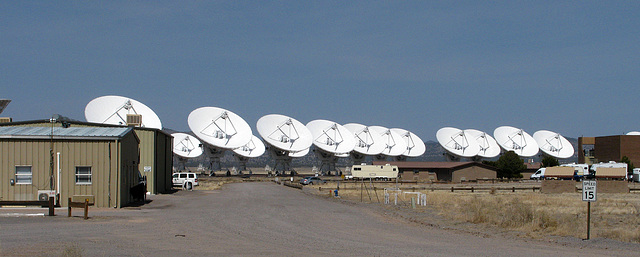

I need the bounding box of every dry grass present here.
[195,176,274,190]
[328,182,640,243]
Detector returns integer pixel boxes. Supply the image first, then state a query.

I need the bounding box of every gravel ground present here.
[1,182,639,256]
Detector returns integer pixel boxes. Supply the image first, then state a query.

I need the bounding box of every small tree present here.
[621,156,635,176]
[496,151,527,178]
[541,156,559,167]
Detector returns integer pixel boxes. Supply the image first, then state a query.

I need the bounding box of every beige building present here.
[0,119,173,195]
[0,126,140,208]
[373,161,497,183]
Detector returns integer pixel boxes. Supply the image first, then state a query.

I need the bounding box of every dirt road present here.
[1,182,638,256]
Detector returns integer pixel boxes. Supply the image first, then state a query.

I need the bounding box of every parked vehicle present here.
[172,172,199,188]
[632,168,640,182]
[349,163,399,179]
[530,168,545,180]
[590,161,627,180]
[530,166,574,180]
[560,163,591,180]
[300,176,325,185]
[532,163,591,181]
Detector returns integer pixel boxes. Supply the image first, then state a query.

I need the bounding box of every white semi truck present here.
[590,161,627,180]
[530,163,590,180]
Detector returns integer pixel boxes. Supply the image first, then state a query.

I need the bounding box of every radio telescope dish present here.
[436,127,480,158]
[306,120,356,155]
[256,114,313,153]
[85,95,162,129]
[368,126,407,156]
[289,147,310,157]
[494,126,539,157]
[533,130,574,159]
[626,131,640,135]
[188,107,252,150]
[232,135,266,158]
[464,129,500,158]
[390,128,426,157]
[0,99,10,114]
[343,123,386,155]
[171,133,203,158]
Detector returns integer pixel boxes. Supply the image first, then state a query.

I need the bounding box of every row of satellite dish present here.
[436,126,575,160]
[83,96,426,171]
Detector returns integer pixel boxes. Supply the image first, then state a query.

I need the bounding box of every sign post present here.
[582,180,597,240]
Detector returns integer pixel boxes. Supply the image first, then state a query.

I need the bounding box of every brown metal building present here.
[579,135,640,165]
[0,126,140,208]
[372,161,497,182]
[0,119,173,195]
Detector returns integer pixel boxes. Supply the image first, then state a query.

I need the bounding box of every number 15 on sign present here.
[582,180,597,202]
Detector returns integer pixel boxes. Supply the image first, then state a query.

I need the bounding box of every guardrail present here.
[0,197,56,216]
[319,186,541,192]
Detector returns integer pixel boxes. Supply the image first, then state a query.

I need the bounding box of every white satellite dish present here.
[256,114,313,153]
[368,126,407,157]
[0,99,10,115]
[171,133,203,158]
[626,131,640,135]
[390,128,426,157]
[436,127,480,158]
[306,120,356,155]
[493,126,539,157]
[188,107,253,150]
[289,147,310,157]
[343,123,386,155]
[533,130,574,159]
[464,129,500,158]
[85,95,162,129]
[232,135,266,158]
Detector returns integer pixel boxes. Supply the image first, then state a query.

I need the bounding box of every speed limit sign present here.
[582,180,597,202]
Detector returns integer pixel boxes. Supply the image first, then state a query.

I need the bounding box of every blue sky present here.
[2,1,639,141]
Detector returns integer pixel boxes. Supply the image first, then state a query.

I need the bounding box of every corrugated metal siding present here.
[0,139,116,207]
[119,131,140,207]
[136,129,173,194]
[1,121,172,195]
[0,130,140,208]
[136,130,155,193]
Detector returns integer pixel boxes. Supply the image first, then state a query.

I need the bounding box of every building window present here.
[76,166,92,184]
[15,166,32,184]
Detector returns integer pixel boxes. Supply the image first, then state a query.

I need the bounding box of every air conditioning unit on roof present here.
[126,114,142,127]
